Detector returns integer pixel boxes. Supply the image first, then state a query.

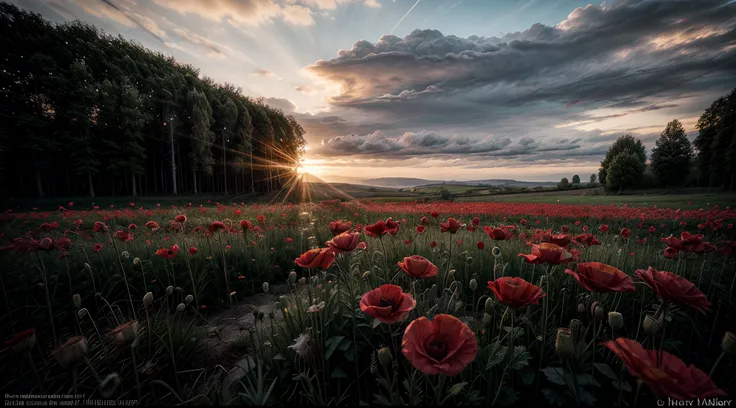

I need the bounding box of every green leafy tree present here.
[188,89,214,194]
[589,174,597,184]
[694,90,736,189]
[605,150,646,192]
[571,174,580,184]
[599,135,646,188]
[558,178,570,189]
[650,119,693,188]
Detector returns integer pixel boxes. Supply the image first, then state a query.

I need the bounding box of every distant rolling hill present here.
[312,175,557,189]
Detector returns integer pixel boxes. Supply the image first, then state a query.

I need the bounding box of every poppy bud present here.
[469,279,478,292]
[84,263,92,271]
[121,251,129,259]
[577,303,585,313]
[99,373,122,398]
[485,297,495,314]
[133,257,140,265]
[570,319,584,342]
[289,271,297,282]
[643,314,663,336]
[491,247,501,257]
[590,302,605,320]
[143,292,153,306]
[166,286,174,295]
[482,313,492,327]
[299,277,307,285]
[73,294,81,309]
[263,282,270,293]
[448,269,455,280]
[454,301,464,314]
[362,271,371,279]
[556,328,575,360]
[377,346,393,368]
[466,257,473,265]
[176,303,186,313]
[185,295,194,305]
[608,312,624,331]
[722,332,736,354]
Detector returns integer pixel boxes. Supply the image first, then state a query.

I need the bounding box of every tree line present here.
[0,3,306,199]
[590,89,736,192]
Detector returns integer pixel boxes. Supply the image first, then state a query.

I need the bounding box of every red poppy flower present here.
[360,284,416,324]
[421,216,428,225]
[257,214,266,224]
[234,209,242,217]
[430,241,437,248]
[294,248,336,269]
[664,246,679,259]
[635,267,710,313]
[483,226,513,240]
[328,220,352,236]
[477,241,485,250]
[5,328,35,349]
[603,337,726,399]
[38,237,53,251]
[431,212,439,219]
[285,237,293,243]
[398,255,438,279]
[621,228,631,238]
[145,221,159,230]
[402,314,478,376]
[471,217,480,226]
[327,231,361,253]
[487,277,545,309]
[519,243,578,264]
[573,233,601,247]
[54,237,71,251]
[155,245,179,260]
[189,247,197,255]
[208,221,226,234]
[74,219,83,227]
[565,262,635,293]
[386,218,400,235]
[356,242,367,250]
[416,225,426,234]
[93,221,108,233]
[404,239,411,245]
[520,219,527,226]
[93,243,103,252]
[599,224,609,233]
[544,233,572,247]
[240,220,252,231]
[365,220,389,238]
[440,218,461,234]
[113,230,132,242]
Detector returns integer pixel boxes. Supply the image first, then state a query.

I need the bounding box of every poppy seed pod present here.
[577,303,586,313]
[722,332,736,354]
[643,314,664,336]
[99,373,122,398]
[73,293,81,309]
[166,286,174,295]
[608,312,624,331]
[454,301,464,314]
[143,292,153,306]
[54,336,88,367]
[556,328,575,360]
[176,303,186,313]
[485,297,495,314]
[263,282,270,293]
[482,313,492,327]
[378,346,393,368]
[469,279,478,292]
[185,294,194,305]
[590,302,605,320]
[289,271,297,282]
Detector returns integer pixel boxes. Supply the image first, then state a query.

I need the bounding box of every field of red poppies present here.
[1,199,735,405]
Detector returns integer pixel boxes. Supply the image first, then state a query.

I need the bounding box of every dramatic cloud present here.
[251,69,276,77]
[265,97,297,113]
[300,0,736,176]
[171,26,233,56]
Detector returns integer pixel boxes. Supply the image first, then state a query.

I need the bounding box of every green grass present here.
[457,191,736,208]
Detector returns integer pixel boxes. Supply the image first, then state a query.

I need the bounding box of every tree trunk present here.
[193,169,198,195]
[250,152,255,193]
[35,169,44,198]
[88,173,95,198]
[170,120,177,195]
[131,174,137,196]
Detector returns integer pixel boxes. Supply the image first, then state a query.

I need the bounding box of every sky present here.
[11,0,736,182]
